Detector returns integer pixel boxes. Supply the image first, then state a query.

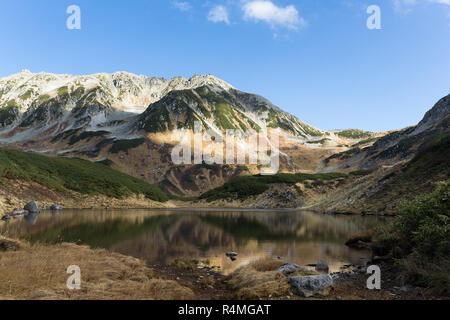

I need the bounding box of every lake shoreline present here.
[1,236,439,300]
[0,178,399,218]
[3,207,440,300]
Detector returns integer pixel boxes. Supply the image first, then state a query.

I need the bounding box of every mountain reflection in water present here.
[1,209,388,274]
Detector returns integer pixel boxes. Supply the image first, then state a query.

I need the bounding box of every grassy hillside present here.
[367,133,450,208]
[0,149,169,202]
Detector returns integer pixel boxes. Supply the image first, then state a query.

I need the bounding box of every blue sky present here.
[0,0,449,132]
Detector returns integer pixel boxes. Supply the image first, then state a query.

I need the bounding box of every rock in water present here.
[316,260,329,273]
[49,204,63,211]
[12,209,29,216]
[24,201,39,213]
[288,274,333,298]
[275,263,307,275]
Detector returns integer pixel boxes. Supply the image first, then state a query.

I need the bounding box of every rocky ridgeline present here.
[0,70,328,147]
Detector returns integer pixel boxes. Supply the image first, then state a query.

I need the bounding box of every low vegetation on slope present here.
[109,138,146,154]
[199,172,363,202]
[0,149,169,202]
[0,105,19,127]
[336,129,372,139]
[373,181,449,294]
[366,133,450,210]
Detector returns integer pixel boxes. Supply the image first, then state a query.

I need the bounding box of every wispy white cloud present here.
[171,1,192,12]
[207,5,230,24]
[393,0,450,14]
[393,0,418,13]
[242,0,306,30]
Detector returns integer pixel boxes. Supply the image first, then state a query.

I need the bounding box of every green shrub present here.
[109,138,146,154]
[373,181,450,293]
[6,99,19,108]
[336,129,371,139]
[200,176,270,201]
[57,86,69,96]
[0,106,18,126]
[68,130,109,145]
[19,90,33,100]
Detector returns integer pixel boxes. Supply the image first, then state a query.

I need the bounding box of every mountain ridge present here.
[0,70,349,154]
[319,93,450,173]
[5,70,444,197]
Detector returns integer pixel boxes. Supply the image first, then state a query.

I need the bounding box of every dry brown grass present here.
[167,258,200,270]
[0,239,195,300]
[227,259,291,300]
[250,259,285,272]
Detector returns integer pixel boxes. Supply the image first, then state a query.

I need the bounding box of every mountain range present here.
[0,70,448,203]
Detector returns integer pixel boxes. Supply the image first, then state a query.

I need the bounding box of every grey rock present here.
[226,252,238,261]
[316,259,329,273]
[288,274,333,298]
[12,209,29,216]
[275,263,307,275]
[24,201,39,213]
[49,204,63,211]
[226,252,238,257]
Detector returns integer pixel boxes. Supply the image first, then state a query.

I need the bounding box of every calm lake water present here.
[0,209,389,274]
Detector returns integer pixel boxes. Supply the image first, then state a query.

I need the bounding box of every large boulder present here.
[288,274,333,297]
[24,201,39,213]
[316,260,329,273]
[275,263,307,275]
